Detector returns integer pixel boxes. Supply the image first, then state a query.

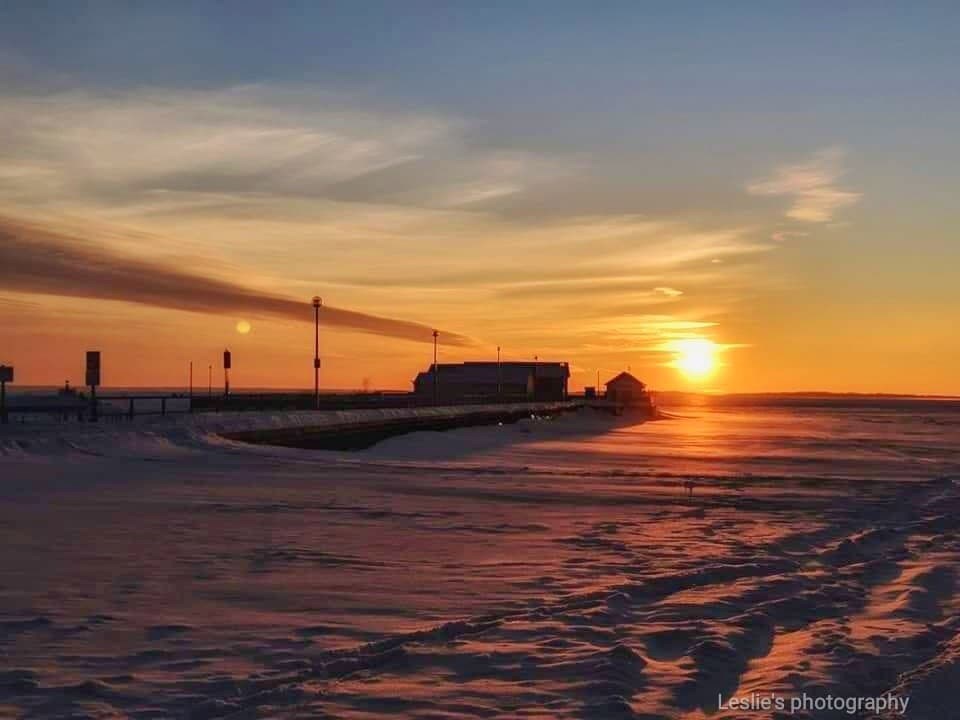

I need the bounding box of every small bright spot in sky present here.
[236,320,251,334]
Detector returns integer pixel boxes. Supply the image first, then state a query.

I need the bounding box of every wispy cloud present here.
[770,230,809,242]
[0,86,570,215]
[0,83,768,374]
[747,147,861,223]
[0,216,471,346]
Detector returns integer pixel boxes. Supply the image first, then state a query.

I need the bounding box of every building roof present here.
[462,361,569,379]
[415,365,529,386]
[605,371,646,389]
[415,361,569,386]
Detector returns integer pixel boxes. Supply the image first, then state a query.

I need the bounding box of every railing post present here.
[128,398,135,420]
[89,386,98,423]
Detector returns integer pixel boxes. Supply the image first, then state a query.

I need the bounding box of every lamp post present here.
[85,351,101,423]
[432,330,439,405]
[208,364,212,399]
[497,345,501,401]
[0,365,12,425]
[533,354,538,401]
[312,296,322,409]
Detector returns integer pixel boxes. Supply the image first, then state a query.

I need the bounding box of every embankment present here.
[222,401,583,450]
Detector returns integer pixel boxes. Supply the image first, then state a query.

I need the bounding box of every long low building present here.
[413,361,569,403]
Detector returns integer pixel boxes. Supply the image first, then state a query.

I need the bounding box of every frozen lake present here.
[1,402,959,718]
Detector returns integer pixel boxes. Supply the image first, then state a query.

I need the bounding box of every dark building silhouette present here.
[414,361,569,403]
[604,371,650,406]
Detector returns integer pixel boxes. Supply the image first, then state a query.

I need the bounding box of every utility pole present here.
[533,354,538,401]
[432,330,439,405]
[497,345,501,401]
[86,351,101,423]
[0,365,11,425]
[312,296,322,409]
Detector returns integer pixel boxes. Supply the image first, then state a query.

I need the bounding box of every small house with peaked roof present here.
[604,371,648,406]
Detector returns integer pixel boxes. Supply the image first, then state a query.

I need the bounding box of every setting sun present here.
[235,320,251,335]
[671,338,718,381]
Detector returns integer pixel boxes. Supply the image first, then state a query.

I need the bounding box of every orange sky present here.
[2,19,959,394]
[3,194,956,396]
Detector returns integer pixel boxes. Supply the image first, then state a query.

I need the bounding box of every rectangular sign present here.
[0,365,12,383]
[85,351,101,387]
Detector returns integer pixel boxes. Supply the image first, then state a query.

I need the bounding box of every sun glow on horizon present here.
[236,319,252,335]
[670,338,719,381]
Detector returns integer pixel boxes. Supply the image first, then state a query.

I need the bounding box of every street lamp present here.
[497,345,501,400]
[312,296,322,409]
[432,329,439,405]
[533,354,539,401]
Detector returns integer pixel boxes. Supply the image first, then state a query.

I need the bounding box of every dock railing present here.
[1,394,192,424]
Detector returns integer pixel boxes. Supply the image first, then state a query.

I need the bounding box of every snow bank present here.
[0,401,579,458]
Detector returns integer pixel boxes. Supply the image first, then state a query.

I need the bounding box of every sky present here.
[1,1,958,394]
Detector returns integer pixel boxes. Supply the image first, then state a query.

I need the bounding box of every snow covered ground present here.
[1,403,958,718]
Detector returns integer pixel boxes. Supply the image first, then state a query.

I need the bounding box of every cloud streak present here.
[0,86,570,215]
[748,147,861,223]
[0,216,470,345]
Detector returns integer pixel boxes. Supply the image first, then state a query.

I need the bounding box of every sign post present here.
[312,296,322,410]
[432,330,439,405]
[86,351,101,422]
[0,365,12,424]
[223,349,231,399]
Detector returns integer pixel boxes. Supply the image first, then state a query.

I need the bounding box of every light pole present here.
[312,296,322,409]
[533,354,538,401]
[208,364,212,399]
[497,345,501,401]
[432,330,439,405]
[0,365,11,425]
